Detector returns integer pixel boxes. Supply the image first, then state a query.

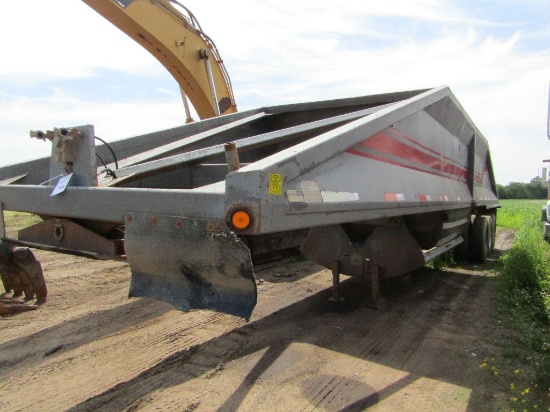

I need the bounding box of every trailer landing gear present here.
[329,261,345,302]
[366,264,384,309]
[329,259,384,308]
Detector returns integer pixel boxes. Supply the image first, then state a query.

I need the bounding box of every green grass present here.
[3,211,42,238]
[497,200,549,321]
[497,199,546,231]
[495,199,550,407]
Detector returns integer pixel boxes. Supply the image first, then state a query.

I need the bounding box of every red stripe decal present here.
[347,148,461,181]
[474,164,489,185]
[360,132,468,180]
[386,127,463,168]
[347,129,469,181]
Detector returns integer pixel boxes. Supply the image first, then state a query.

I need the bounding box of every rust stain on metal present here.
[206,221,222,233]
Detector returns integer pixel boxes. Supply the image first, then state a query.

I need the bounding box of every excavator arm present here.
[82,0,237,120]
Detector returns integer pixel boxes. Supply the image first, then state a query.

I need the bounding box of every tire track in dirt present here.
[64,269,478,411]
[74,232,509,411]
[0,257,328,411]
[297,233,511,412]
[282,270,473,411]
[1,230,513,411]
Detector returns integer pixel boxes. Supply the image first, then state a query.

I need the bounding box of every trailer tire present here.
[488,213,496,252]
[453,222,471,262]
[472,215,491,263]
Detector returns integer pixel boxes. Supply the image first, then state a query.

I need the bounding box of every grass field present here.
[495,199,550,409]
[2,211,42,238]
[497,199,547,231]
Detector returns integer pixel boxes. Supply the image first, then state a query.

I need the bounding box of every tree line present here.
[496,177,548,199]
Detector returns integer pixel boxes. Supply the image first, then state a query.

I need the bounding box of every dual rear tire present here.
[471,214,496,263]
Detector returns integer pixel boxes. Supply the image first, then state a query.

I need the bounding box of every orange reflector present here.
[231,210,251,230]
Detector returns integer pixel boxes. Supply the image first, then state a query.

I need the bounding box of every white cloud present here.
[0,89,184,166]
[0,0,549,185]
[0,1,164,83]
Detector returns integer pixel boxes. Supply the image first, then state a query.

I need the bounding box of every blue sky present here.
[0,0,549,185]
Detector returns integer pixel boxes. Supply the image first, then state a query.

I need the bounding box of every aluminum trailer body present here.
[0,86,499,319]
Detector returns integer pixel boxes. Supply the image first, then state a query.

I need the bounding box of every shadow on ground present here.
[67,251,503,412]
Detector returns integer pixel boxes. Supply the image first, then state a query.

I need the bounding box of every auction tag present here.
[51,173,73,196]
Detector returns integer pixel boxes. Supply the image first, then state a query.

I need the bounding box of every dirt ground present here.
[1,229,516,412]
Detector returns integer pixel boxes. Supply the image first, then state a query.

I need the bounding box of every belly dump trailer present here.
[0,0,499,318]
[0,87,499,319]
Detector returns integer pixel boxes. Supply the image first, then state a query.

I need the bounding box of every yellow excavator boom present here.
[82,0,237,120]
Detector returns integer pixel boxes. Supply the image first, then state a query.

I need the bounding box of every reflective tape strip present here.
[384,193,405,202]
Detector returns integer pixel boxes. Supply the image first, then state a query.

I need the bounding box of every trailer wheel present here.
[453,222,471,262]
[488,213,496,252]
[472,215,491,263]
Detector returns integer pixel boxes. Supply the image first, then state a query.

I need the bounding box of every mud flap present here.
[125,214,257,320]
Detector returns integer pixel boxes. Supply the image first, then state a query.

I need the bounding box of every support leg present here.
[371,264,380,305]
[365,264,386,309]
[328,260,345,302]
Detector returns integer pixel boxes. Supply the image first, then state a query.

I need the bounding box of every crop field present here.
[497,199,547,231]
[494,199,550,409]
